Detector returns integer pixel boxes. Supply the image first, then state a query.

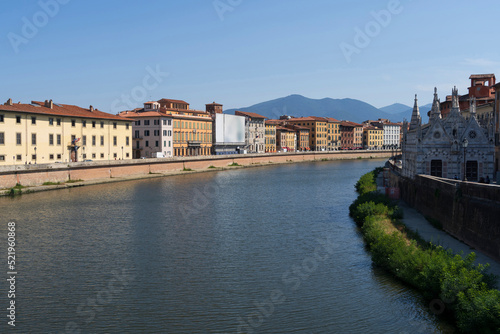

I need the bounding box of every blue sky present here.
[1,0,500,113]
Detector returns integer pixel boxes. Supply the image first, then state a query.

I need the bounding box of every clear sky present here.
[1,0,500,113]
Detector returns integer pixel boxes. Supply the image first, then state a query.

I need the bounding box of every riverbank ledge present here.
[0,150,391,196]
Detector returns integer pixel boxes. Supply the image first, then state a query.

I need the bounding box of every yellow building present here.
[0,99,132,164]
[276,126,296,152]
[325,117,340,150]
[265,121,277,153]
[287,117,327,151]
[363,126,383,149]
[157,99,213,156]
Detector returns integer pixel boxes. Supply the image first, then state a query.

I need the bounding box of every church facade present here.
[402,87,495,181]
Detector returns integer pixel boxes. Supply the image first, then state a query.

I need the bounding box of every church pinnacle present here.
[409,94,421,130]
[429,87,441,121]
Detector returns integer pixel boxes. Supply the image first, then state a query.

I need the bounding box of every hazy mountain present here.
[389,103,433,124]
[225,94,394,124]
[379,103,411,114]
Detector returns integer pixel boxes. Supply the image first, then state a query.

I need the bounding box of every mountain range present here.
[224,94,431,124]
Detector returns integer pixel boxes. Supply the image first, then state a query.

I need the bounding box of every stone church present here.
[402,87,495,181]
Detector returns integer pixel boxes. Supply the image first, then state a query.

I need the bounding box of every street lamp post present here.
[462,138,468,181]
[34,147,37,164]
[121,146,124,160]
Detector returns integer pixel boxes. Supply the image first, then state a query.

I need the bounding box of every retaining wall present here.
[0,151,391,189]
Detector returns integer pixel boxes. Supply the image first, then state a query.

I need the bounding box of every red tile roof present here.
[323,117,340,123]
[235,110,267,119]
[0,100,131,121]
[158,98,189,105]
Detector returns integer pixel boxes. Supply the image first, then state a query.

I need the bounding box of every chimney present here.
[90,105,94,112]
[44,100,54,109]
[5,98,13,106]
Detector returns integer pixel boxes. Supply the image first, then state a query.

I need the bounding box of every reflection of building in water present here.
[402,87,495,182]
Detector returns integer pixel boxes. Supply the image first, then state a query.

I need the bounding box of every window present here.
[144,120,150,126]
[126,153,129,158]
[31,117,36,124]
[92,153,96,158]
[92,121,96,128]
[16,155,21,161]
[136,141,140,149]
[168,119,171,126]
[71,119,76,127]
[113,122,117,129]
[49,118,53,125]
[430,160,442,177]
[135,130,140,138]
[0,155,5,161]
[82,154,86,159]
[92,136,96,146]
[163,130,167,136]
[163,120,167,125]
[100,122,104,128]
[126,123,129,130]
[126,137,129,146]
[57,154,61,159]
[113,136,117,146]
[82,136,87,146]
[135,120,141,126]
[49,154,54,160]
[49,134,54,145]
[32,133,36,145]
[154,120,158,125]
[16,116,21,124]
[32,154,36,160]
[56,118,61,126]
[154,130,159,136]
[82,120,86,127]
[100,153,104,158]
[100,136,104,146]
[155,141,159,147]
[57,134,61,145]
[144,130,150,136]
[145,141,149,147]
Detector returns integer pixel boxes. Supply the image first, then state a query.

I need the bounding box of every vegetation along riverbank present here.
[349,168,500,333]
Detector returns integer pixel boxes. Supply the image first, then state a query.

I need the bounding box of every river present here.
[0,159,454,333]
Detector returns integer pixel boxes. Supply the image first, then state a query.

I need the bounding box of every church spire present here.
[451,86,460,114]
[409,94,421,130]
[469,96,477,118]
[429,87,441,121]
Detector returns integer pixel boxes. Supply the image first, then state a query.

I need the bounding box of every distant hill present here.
[225,94,395,124]
[380,103,411,114]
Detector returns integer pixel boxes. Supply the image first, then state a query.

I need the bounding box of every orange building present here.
[276,126,296,152]
[158,99,213,156]
[440,74,496,118]
[287,117,327,151]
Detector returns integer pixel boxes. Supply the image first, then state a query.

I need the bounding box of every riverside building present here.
[0,99,132,164]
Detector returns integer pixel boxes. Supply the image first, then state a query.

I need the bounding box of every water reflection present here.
[0,159,454,333]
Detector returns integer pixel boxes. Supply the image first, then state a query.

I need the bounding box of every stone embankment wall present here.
[0,151,391,189]
[391,170,500,262]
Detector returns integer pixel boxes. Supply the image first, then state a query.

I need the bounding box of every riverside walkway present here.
[376,174,500,286]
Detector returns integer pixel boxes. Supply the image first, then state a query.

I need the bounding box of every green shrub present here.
[350,168,500,333]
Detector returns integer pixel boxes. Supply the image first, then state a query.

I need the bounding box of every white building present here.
[119,102,174,159]
[402,87,495,181]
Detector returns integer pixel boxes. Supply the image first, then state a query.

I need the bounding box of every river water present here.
[0,159,454,333]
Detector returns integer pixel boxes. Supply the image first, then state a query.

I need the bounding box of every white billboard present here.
[215,114,245,144]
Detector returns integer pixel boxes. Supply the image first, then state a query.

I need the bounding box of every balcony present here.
[187,141,202,147]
